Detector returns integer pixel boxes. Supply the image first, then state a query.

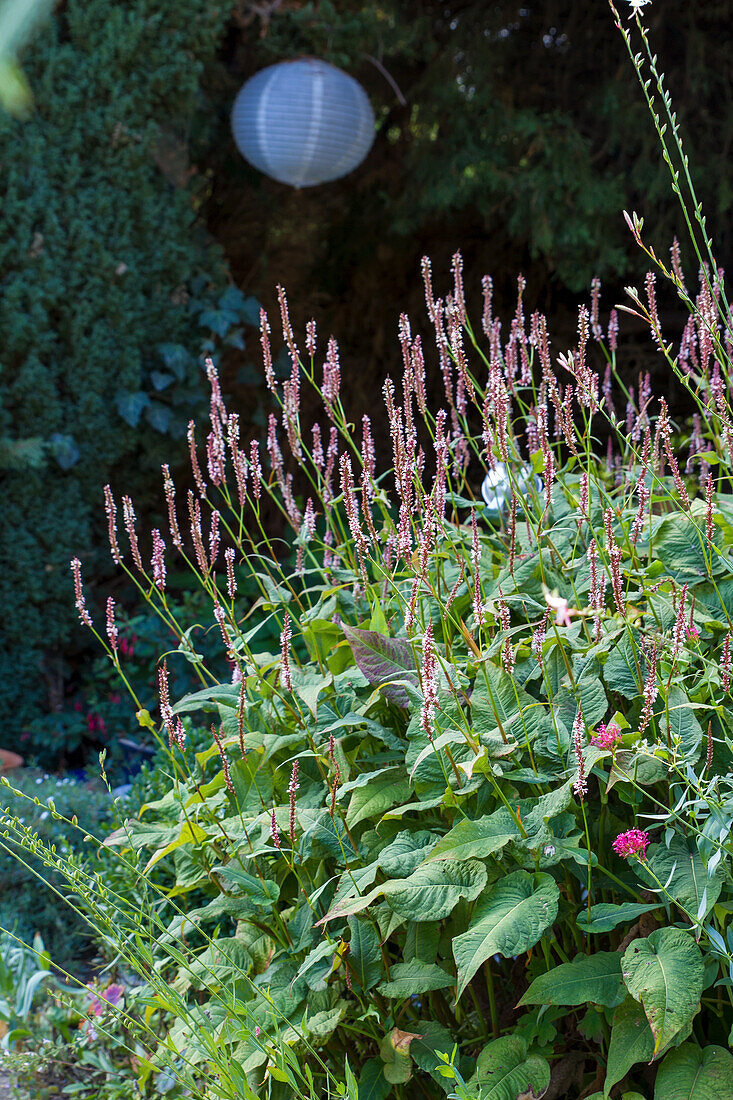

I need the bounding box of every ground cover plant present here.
[2,4,733,1098]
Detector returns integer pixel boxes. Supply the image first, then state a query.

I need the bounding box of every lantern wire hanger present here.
[359,53,407,107]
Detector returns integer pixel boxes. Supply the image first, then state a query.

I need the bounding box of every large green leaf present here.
[348,917,383,991]
[347,774,412,828]
[653,514,710,582]
[358,1057,391,1100]
[576,902,660,934]
[423,809,518,862]
[404,921,441,964]
[453,870,559,1000]
[654,1043,733,1100]
[378,830,436,876]
[603,633,644,698]
[384,859,487,922]
[320,859,486,925]
[471,661,544,745]
[604,997,655,1097]
[469,1035,550,1100]
[639,837,724,922]
[622,928,704,1056]
[377,961,454,998]
[659,686,704,761]
[519,952,625,1008]
[342,625,418,707]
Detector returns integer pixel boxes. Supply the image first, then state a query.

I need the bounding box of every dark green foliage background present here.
[0,0,231,732]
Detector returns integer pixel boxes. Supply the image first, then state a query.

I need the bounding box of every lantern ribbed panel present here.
[231,59,375,187]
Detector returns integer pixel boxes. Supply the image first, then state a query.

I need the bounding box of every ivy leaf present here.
[383,859,487,922]
[654,1043,733,1100]
[518,952,625,1008]
[157,343,192,380]
[453,870,559,1000]
[423,808,518,863]
[621,928,704,1056]
[342,625,418,707]
[116,389,150,427]
[604,997,655,1096]
[377,961,454,998]
[469,1035,550,1100]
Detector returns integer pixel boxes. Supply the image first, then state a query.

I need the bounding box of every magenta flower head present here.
[612,828,650,860]
[591,720,622,750]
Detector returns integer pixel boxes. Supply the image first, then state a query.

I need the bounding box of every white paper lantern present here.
[231,58,375,188]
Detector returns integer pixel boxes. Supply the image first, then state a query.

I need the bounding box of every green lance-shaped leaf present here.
[423,808,518,863]
[377,961,454,998]
[342,625,418,707]
[384,859,487,922]
[654,1043,733,1100]
[519,952,625,1008]
[469,1035,550,1100]
[621,928,704,1056]
[639,837,724,922]
[604,997,655,1097]
[453,870,559,1001]
[348,916,383,991]
[576,902,660,935]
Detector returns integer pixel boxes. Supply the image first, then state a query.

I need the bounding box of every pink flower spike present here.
[545,593,576,628]
[612,828,650,859]
[591,720,622,751]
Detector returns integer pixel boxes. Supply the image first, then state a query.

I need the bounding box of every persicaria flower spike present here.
[280,611,292,692]
[572,708,588,799]
[106,597,118,654]
[612,828,650,859]
[151,529,166,592]
[722,631,732,692]
[420,624,439,742]
[71,558,93,628]
[103,485,122,565]
[288,760,300,845]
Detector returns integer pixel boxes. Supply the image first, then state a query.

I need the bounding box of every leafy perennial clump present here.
[3,10,733,1099]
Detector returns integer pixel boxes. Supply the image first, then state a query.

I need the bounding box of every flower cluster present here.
[591,720,622,750]
[612,828,650,859]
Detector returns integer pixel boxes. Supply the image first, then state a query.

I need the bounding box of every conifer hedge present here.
[0,0,230,734]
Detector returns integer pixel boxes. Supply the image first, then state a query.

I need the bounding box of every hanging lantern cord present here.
[360,54,407,106]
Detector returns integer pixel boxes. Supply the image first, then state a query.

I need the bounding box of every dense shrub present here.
[0,0,232,733]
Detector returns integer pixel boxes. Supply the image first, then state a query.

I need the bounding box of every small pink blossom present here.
[545,593,577,628]
[612,828,650,859]
[686,624,700,640]
[591,720,622,750]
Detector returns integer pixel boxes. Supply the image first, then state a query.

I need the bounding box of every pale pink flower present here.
[545,593,576,628]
